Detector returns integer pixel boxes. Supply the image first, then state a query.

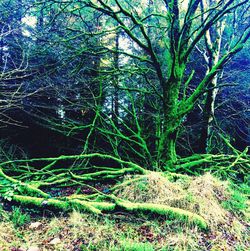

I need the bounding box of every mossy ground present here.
[0,173,249,251]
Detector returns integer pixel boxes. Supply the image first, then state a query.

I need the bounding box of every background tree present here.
[0,0,33,126]
[198,0,249,153]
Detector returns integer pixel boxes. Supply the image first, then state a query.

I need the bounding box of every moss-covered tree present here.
[79,0,249,167]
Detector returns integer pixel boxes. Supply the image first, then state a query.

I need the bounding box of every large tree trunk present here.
[157,74,184,166]
[158,123,179,165]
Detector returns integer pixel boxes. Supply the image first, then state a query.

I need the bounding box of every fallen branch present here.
[11,194,207,230]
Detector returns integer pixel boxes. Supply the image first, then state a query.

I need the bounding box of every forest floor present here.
[0,173,249,251]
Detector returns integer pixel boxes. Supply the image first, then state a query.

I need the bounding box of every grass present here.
[222,184,248,216]
[0,212,200,250]
[9,206,31,228]
[117,241,155,251]
[0,173,249,251]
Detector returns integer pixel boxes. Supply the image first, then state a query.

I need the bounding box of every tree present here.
[199,0,249,153]
[75,0,249,166]
[0,0,31,126]
[16,0,249,167]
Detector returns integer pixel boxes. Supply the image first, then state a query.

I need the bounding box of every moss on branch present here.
[114,199,207,230]
[70,167,136,181]
[0,169,49,198]
[0,153,148,175]
[12,195,103,214]
[10,193,207,230]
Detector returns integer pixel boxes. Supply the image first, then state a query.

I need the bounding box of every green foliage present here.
[9,206,31,228]
[116,241,155,251]
[222,185,248,215]
[82,241,116,251]
[234,244,248,251]
[185,192,194,203]
[136,178,148,192]
[47,226,62,236]
[0,179,22,202]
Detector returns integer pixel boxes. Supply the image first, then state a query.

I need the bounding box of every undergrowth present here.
[9,206,31,228]
[0,173,249,251]
[222,183,249,217]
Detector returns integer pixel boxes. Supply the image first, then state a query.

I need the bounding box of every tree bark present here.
[199,17,225,153]
[158,72,184,165]
[158,124,179,165]
[199,77,219,152]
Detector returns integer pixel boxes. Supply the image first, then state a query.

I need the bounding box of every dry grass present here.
[187,173,229,228]
[115,172,187,204]
[115,173,233,228]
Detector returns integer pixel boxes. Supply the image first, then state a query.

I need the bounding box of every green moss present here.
[70,199,102,214]
[116,200,207,230]
[89,201,116,211]
[0,168,49,198]
[118,241,155,251]
[222,189,248,214]
[12,195,103,214]
[11,192,207,229]
[70,168,136,181]
[9,206,31,228]
[0,153,148,175]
